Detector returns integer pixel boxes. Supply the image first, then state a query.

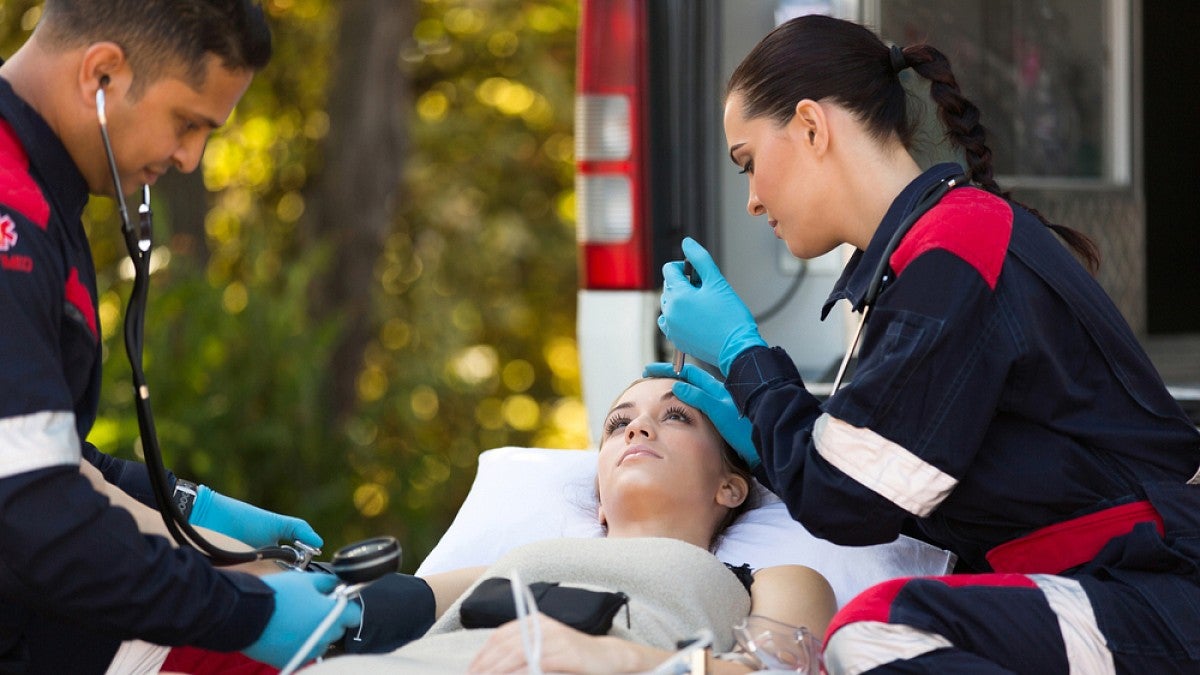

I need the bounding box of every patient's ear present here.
[716,474,749,509]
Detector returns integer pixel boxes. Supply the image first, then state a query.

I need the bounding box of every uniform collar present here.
[0,74,91,223]
[821,162,965,319]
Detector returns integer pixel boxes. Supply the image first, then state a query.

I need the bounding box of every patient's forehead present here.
[611,378,676,410]
[627,378,673,398]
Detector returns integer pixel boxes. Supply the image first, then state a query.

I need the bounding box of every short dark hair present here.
[39,0,271,94]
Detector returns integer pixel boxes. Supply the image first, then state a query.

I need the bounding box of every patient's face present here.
[597,378,731,523]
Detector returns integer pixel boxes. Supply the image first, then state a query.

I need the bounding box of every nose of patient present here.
[625,415,653,440]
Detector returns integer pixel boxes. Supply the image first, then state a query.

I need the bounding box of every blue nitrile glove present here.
[644,362,759,469]
[242,571,362,668]
[190,485,323,549]
[659,237,767,376]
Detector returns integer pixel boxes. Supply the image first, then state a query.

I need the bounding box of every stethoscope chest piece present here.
[331,536,402,585]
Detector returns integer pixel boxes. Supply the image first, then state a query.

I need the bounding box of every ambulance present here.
[574,0,1198,441]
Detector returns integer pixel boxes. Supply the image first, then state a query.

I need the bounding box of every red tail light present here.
[576,0,649,290]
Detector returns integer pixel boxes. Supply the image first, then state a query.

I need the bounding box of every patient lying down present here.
[309,376,836,674]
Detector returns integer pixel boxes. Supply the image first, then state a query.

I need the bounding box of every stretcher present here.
[107,446,957,674]
[419,446,956,608]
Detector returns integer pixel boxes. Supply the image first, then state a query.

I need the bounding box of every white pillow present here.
[416,446,956,607]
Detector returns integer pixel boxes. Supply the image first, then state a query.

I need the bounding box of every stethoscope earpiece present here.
[96,76,113,126]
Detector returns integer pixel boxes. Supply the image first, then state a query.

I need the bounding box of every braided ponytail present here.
[906,45,1100,272]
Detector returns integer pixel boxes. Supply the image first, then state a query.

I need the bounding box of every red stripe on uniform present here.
[825,573,1038,644]
[162,646,279,674]
[0,119,51,230]
[890,188,1012,289]
[987,500,1165,574]
[64,267,97,340]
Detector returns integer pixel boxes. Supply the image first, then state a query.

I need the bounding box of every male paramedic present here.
[0,1,360,672]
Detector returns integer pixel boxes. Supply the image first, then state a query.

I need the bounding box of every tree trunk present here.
[307,0,412,422]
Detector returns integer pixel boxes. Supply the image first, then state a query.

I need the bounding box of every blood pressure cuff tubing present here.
[460,577,630,636]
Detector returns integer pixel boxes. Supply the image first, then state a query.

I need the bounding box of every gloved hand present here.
[659,237,766,375]
[190,485,322,549]
[242,571,362,668]
[644,362,759,469]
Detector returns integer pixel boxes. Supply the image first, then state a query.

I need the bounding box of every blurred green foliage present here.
[0,0,583,570]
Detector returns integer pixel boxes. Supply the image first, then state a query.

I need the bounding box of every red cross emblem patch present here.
[0,215,16,251]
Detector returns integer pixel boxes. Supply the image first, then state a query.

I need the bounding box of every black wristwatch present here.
[172,479,199,520]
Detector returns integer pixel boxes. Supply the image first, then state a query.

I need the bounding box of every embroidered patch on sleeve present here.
[0,213,33,273]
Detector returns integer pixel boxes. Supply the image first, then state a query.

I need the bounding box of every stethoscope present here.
[95,77,400,585]
[95,76,297,566]
[829,173,967,393]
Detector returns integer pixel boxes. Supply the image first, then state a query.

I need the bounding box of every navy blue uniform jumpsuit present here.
[0,76,276,673]
[726,163,1200,673]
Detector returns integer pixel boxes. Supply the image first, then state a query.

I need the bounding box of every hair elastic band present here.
[889,44,909,75]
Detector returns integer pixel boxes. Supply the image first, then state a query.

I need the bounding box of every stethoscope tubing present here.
[97,83,300,567]
[829,175,965,395]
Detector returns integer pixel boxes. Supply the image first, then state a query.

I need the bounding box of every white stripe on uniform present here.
[1031,575,1116,675]
[0,411,81,478]
[824,621,954,675]
[813,413,957,517]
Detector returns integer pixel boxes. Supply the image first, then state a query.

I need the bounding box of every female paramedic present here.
[652,13,1200,674]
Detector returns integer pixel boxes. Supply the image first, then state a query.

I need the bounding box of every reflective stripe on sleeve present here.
[813,413,957,517]
[824,621,954,675]
[1031,575,1116,675]
[0,411,81,478]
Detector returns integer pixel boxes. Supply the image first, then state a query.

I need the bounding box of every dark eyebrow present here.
[729,142,746,166]
[198,114,224,130]
[179,109,223,131]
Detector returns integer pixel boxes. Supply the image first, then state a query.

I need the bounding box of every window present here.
[867,0,1131,186]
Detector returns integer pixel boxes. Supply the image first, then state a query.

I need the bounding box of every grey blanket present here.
[307,537,751,674]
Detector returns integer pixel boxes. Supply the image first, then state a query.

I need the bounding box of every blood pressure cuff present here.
[303,567,436,655]
[460,577,630,636]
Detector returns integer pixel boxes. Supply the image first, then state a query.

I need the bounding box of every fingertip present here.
[643,362,671,378]
[301,527,324,548]
[661,260,685,284]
